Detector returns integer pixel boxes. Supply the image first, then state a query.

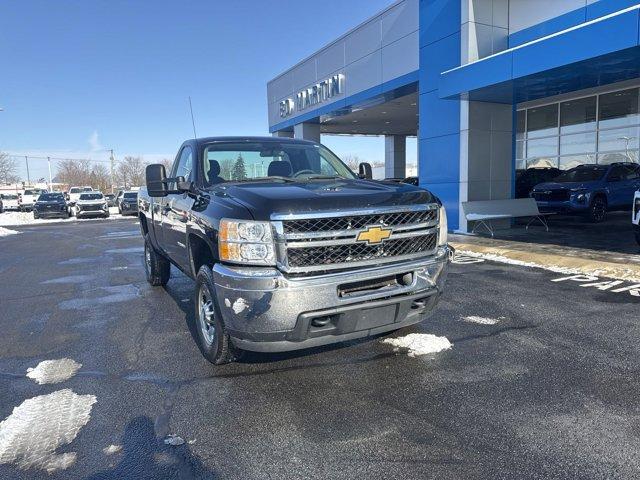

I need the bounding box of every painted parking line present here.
[552,274,640,297]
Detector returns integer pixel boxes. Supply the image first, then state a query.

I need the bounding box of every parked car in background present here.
[515,167,560,198]
[33,192,70,219]
[0,194,19,212]
[117,191,139,215]
[75,192,109,218]
[531,163,640,223]
[68,186,93,205]
[105,193,117,207]
[634,190,640,246]
[18,188,47,212]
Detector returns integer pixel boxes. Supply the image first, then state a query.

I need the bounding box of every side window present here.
[169,146,194,189]
[608,166,625,182]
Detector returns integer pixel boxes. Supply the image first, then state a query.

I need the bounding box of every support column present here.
[293,122,321,143]
[272,130,294,138]
[385,135,406,179]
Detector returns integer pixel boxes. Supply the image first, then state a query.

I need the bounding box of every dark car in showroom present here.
[33,192,70,219]
[515,167,560,198]
[117,191,138,215]
[531,162,640,222]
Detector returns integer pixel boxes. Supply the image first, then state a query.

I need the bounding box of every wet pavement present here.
[1,220,639,479]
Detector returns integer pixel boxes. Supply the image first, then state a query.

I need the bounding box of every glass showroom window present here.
[518,85,640,170]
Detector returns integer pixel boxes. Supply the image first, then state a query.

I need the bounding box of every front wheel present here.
[635,229,640,246]
[194,265,239,365]
[588,196,607,223]
[33,211,39,219]
[143,234,170,286]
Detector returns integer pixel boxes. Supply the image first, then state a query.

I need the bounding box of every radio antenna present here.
[188,96,197,139]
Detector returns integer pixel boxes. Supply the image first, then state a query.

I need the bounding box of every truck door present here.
[161,145,194,271]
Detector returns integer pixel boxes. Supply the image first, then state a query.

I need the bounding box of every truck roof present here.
[194,136,317,146]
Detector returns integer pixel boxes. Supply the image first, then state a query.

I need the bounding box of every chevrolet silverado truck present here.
[138,137,451,364]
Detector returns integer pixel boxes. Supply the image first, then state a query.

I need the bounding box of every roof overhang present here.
[439,5,640,104]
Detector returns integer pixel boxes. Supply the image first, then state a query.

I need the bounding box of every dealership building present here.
[267,0,640,231]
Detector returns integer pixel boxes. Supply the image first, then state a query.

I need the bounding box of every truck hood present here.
[212,178,436,220]
[532,181,597,191]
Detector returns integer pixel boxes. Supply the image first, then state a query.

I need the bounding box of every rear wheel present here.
[194,265,239,365]
[143,234,170,286]
[588,196,607,223]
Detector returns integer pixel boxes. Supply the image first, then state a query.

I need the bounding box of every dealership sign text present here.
[279,74,344,118]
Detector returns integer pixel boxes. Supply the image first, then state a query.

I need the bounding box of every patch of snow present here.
[232,298,249,314]
[103,444,122,455]
[105,247,144,254]
[224,299,231,307]
[0,227,19,237]
[26,359,82,385]
[163,434,185,446]
[456,250,596,276]
[58,284,140,310]
[42,274,94,285]
[382,333,452,357]
[0,389,96,473]
[463,315,503,325]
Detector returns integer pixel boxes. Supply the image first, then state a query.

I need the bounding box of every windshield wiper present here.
[234,176,297,184]
[303,175,345,180]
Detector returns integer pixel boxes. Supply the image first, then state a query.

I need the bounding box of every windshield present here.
[79,193,104,200]
[201,142,355,187]
[39,193,64,201]
[24,190,34,195]
[83,187,93,191]
[70,188,82,194]
[2,194,18,200]
[553,166,607,183]
[123,192,138,199]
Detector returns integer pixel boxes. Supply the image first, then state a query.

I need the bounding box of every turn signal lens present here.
[219,219,275,266]
[438,205,448,246]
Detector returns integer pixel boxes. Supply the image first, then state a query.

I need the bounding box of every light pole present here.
[618,136,636,161]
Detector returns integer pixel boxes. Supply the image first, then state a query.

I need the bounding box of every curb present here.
[450,241,640,283]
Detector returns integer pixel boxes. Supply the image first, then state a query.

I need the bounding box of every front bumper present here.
[76,209,109,218]
[535,199,590,214]
[35,209,68,218]
[213,246,452,352]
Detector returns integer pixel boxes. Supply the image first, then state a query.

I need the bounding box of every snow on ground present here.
[0,389,96,473]
[26,359,82,385]
[0,227,19,237]
[102,444,122,455]
[382,333,452,357]
[463,316,503,325]
[0,207,127,227]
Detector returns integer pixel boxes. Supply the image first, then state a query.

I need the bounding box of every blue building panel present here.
[419,0,461,47]
[419,90,460,140]
[419,32,462,93]
[509,8,587,48]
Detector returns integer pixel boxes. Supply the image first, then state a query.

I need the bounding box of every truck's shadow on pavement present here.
[85,416,216,480]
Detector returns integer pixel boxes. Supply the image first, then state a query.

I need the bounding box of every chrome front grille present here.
[273,205,440,273]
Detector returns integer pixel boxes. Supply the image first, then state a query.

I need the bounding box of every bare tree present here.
[56,159,93,187]
[0,152,19,184]
[89,164,111,192]
[342,154,363,172]
[160,158,173,174]
[116,156,147,188]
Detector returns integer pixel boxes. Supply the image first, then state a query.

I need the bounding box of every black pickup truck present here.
[138,137,451,364]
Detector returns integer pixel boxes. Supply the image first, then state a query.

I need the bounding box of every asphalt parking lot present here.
[1,220,639,480]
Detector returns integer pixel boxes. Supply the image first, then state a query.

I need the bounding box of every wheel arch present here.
[188,232,217,279]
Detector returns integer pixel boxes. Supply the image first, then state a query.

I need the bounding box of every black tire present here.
[118,206,122,215]
[193,265,239,365]
[33,211,39,219]
[588,196,607,223]
[635,229,640,247]
[144,234,170,287]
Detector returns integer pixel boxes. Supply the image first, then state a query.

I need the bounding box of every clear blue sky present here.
[0,0,416,181]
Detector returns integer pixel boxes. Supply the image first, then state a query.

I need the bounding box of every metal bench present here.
[462,198,553,237]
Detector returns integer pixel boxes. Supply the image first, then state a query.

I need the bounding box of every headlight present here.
[102,203,108,210]
[438,205,448,246]
[219,219,276,266]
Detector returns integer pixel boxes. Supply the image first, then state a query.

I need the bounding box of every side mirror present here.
[358,162,373,180]
[146,164,168,197]
[176,177,193,192]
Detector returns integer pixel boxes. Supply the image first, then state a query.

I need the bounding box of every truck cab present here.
[138,137,451,364]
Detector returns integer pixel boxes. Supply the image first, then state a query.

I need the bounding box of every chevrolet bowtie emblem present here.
[356,225,392,245]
